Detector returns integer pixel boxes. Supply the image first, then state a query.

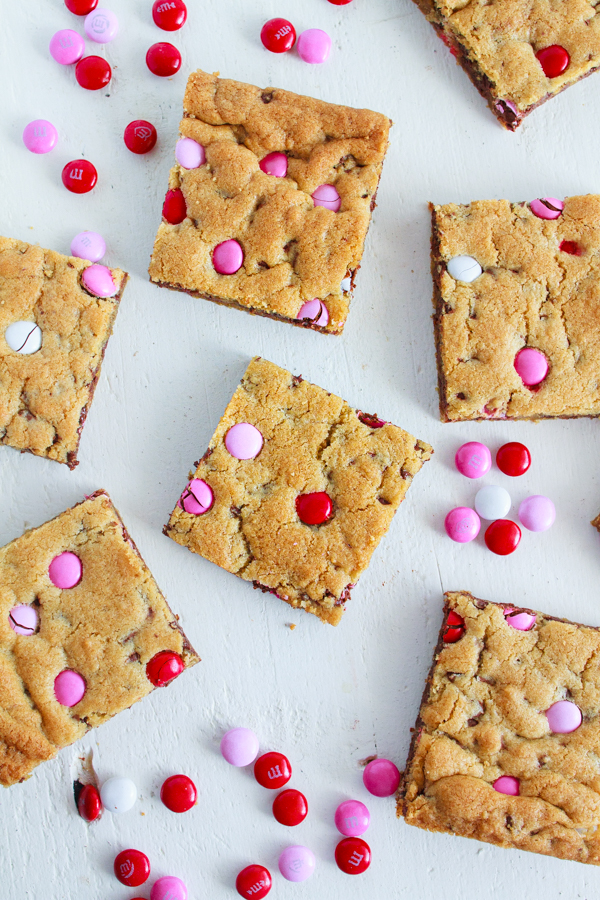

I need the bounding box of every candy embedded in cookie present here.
[514,348,549,386]
[443,609,465,643]
[5,321,42,354]
[504,608,536,631]
[546,700,582,734]
[312,184,341,212]
[259,151,288,177]
[536,45,570,78]
[178,479,214,515]
[446,255,482,283]
[54,670,86,706]
[176,138,205,169]
[212,240,244,275]
[146,649,185,687]
[224,422,263,459]
[163,188,187,224]
[49,551,83,588]
[295,492,333,526]
[9,605,39,635]
[493,775,519,796]
[297,299,329,327]
[530,197,564,220]
[82,264,117,297]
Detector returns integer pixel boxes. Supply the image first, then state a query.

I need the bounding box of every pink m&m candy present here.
[514,348,549,386]
[82,264,117,298]
[176,137,205,169]
[504,609,536,631]
[530,198,564,220]
[312,184,341,212]
[362,758,400,797]
[23,120,57,154]
[518,495,556,532]
[49,551,82,588]
[278,846,315,883]
[297,299,329,327]
[9,605,39,635]
[85,8,118,43]
[455,441,491,478]
[444,507,480,543]
[259,152,288,177]
[546,700,582,734]
[493,775,519,796]
[335,800,370,836]
[221,727,260,767]
[151,876,187,900]
[297,28,331,64]
[213,240,244,275]
[179,479,214,515]
[225,423,263,460]
[50,29,85,65]
[71,231,105,262]
[54,669,86,706]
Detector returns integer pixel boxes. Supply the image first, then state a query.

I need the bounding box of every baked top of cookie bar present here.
[148,69,391,334]
[0,491,198,787]
[0,236,127,467]
[431,195,600,421]
[164,357,432,626]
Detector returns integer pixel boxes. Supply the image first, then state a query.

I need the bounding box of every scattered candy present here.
[536,45,570,78]
[71,231,106,262]
[162,188,187,224]
[455,441,491,479]
[82,264,117,297]
[546,700,582,734]
[504,608,536,631]
[312,184,341,212]
[114,849,151,887]
[62,158,98,193]
[335,800,370,837]
[496,442,531,477]
[54,669,86,706]
[278,845,316,883]
[474,485,511,521]
[260,18,296,54]
[259,151,288,177]
[146,650,184,686]
[151,875,188,900]
[493,775,519,796]
[514,347,549,386]
[357,411,386,428]
[362,758,400,797]
[124,120,157,154]
[518,495,555,532]
[152,0,187,31]
[444,610,465,643]
[75,55,111,90]
[297,299,329,327]
[530,197,564,220]
[85,8,118,43]
[213,239,244,275]
[65,0,98,14]
[484,519,521,555]
[146,42,182,77]
[444,507,480,543]
[76,783,102,821]
[50,30,85,65]
[49,551,82,588]
[296,492,333,526]
[225,423,263,460]
[297,28,331,64]
[328,0,353,4]
[22,120,57,154]
[5,321,42,354]
[236,865,271,900]
[176,137,205,169]
[8,604,38,635]
[220,727,260,767]
[160,774,197,812]
[254,751,292,789]
[179,479,214,515]
[335,837,371,875]
[446,255,482,283]
[272,789,308,826]
[560,240,581,256]
[100,776,137,813]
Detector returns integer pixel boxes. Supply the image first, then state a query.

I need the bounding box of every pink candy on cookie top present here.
[176,137,205,169]
[514,347,549,386]
[54,669,86,706]
[225,422,263,459]
[213,239,244,275]
[297,299,329,327]
[504,608,536,631]
[546,700,582,734]
[493,775,519,796]
[259,151,288,177]
[178,479,214,515]
[49,551,82,589]
[9,604,39,635]
[312,184,341,212]
[530,197,564,220]
[82,264,117,297]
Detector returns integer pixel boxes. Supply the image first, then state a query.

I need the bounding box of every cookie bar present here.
[0,490,198,787]
[400,590,600,866]
[164,357,432,626]
[0,236,128,468]
[592,512,600,532]
[411,0,600,130]
[431,195,600,422]
[148,69,391,334]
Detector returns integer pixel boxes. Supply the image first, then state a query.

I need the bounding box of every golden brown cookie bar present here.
[0,490,198,787]
[431,195,600,422]
[592,513,600,531]
[0,236,128,468]
[164,357,432,625]
[399,591,600,865]
[411,0,600,130]
[148,69,391,335]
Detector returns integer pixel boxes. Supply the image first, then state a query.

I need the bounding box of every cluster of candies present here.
[445,441,556,555]
[221,728,401,896]
[260,0,353,64]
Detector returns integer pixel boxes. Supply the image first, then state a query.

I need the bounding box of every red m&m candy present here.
[328,0,353,4]
[76,783,103,821]
[146,650,184,686]
[75,56,112,90]
[485,520,521,556]
[146,42,181,76]
[260,18,296,53]
[160,774,197,812]
[560,240,581,256]
[296,492,333,526]
[254,752,292,789]
[162,189,187,224]
[335,837,371,874]
[536,45,570,78]
[114,849,150,887]
[236,865,271,899]
[152,0,187,31]
[496,442,531,477]
[62,159,97,193]
[444,610,465,643]
[124,120,157,154]
[65,0,98,13]
[272,789,308,826]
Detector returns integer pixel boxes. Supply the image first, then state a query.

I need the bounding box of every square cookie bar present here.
[0,490,198,787]
[431,195,600,422]
[0,236,128,468]
[400,591,600,866]
[164,357,432,625]
[411,0,600,130]
[148,69,391,334]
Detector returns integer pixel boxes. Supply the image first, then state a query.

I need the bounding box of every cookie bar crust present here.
[164,357,432,625]
[0,491,199,787]
[412,0,600,130]
[0,237,128,468]
[148,69,391,334]
[431,195,600,422]
[399,591,600,866]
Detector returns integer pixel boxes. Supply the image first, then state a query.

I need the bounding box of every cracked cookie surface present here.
[164,357,432,625]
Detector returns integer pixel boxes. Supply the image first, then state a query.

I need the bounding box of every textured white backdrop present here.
[2,1,600,898]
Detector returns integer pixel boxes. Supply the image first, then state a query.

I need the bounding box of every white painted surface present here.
[2,1,600,897]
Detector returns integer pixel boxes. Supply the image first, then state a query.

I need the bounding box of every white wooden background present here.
[2,1,600,897]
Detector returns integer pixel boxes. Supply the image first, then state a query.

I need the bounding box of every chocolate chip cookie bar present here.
[148,69,391,334]
[431,195,600,422]
[411,0,600,129]
[164,357,432,625]
[0,236,128,468]
[400,590,600,865]
[0,490,198,787]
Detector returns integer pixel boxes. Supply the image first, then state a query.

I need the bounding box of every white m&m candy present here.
[100,776,137,813]
[475,485,511,520]
[5,321,42,354]
[447,255,483,283]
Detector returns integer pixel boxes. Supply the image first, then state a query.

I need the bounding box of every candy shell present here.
[146,41,181,76]
[50,29,85,65]
[335,800,370,836]
[76,783,102,821]
[213,239,244,275]
[530,198,564,220]
[70,231,106,262]
[493,775,519,796]
[82,264,117,298]
[536,45,570,78]
[546,700,582,734]
[160,774,197,813]
[259,151,288,177]
[296,492,333,526]
[514,348,549,386]
[312,184,340,212]
[496,442,531,477]
[335,837,371,874]
[236,865,271,899]
[49,551,82,588]
[362,758,400,797]
[278,845,315,882]
[178,479,214,515]
[5,321,42,354]
[114,849,150,887]
[297,28,331,64]
[23,120,57,154]
[444,507,480,543]
[8,605,38,635]
[474,485,511,521]
[260,18,296,53]
[455,441,491,479]
[484,519,521,555]
[518,495,555,532]
[75,55,111,90]
[254,751,292,789]
[84,8,118,43]
[220,727,260,767]
[225,423,263,460]
[505,609,536,631]
[297,299,329,327]
[176,137,205,169]
[146,650,184,686]
[54,670,86,706]
[100,776,137,813]
[272,789,308,826]
[151,876,187,900]
[446,255,482,283]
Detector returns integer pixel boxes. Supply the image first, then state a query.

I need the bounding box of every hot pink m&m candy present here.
[151,876,187,900]
[213,240,244,275]
[9,605,38,635]
[163,188,187,224]
[62,159,97,193]
[297,299,329,327]
[259,152,288,177]
[445,507,480,543]
[505,609,536,631]
[455,441,491,478]
[530,198,564,220]
[124,120,157,154]
[71,231,105,262]
[75,55,111,89]
[221,727,260,767]
[514,348,549,386]
[335,800,370,836]
[536,45,570,78]
[236,865,272,900]
[50,30,85,65]
[297,28,331,64]
[85,8,118,43]
[278,846,315,883]
[146,42,182,76]
[82,264,117,297]
[493,775,519,796]
[546,700,582,734]
[362,758,400,797]
[176,137,205,169]
[23,120,57,154]
[518,495,556,532]
[179,479,214,515]
[54,669,86,706]
[312,184,341,212]
[49,552,82,588]
[260,18,296,53]
[152,0,187,31]
[225,423,263,460]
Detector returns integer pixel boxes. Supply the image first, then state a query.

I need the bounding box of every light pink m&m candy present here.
[49,552,82,589]
[71,231,105,262]
[85,7,118,43]
[455,441,492,479]
[221,727,260,767]
[213,240,244,275]
[493,775,519,796]
[546,700,582,734]
[518,495,556,532]
[151,876,187,900]
[9,605,39,635]
[297,299,329,327]
[312,184,341,212]
[445,507,480,543]
[362,758,400,797]
[225,423,263,460]
[176,137,205,169]
[278,846,316,883]
[514,348,548,386]
[54,669,86,706]
[179,479,214,515]
[260,152,288,177]
[50,29,85,65]
[530,198,564,220]
[23,120,57,154]
[297,28,331,64]
[335,800,370,836]
[504,609,536,631]
[82,264,117,297]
